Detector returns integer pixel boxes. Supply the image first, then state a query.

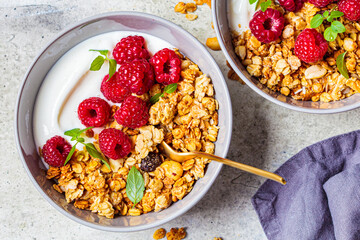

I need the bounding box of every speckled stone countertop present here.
[1,0,360,239]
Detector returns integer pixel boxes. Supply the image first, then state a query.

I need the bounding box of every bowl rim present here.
[14,11,233,232]
[211,0,360,114]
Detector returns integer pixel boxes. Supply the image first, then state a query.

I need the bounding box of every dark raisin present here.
[85,128,94,138]
[140,152,162,172]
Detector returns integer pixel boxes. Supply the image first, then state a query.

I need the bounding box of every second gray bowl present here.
[212,0,360,113]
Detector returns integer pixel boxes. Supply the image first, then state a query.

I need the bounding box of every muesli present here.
[231,0,360,102]
[41,35,219,218]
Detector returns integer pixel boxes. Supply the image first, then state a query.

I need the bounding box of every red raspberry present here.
[150,48,181,85]
[112,35,150,64]
[309,0,333,7]
[114,96,149,129]
[294,28,328,63]
[42,136,72,167]
[118,59,155,95]
[249,8,285,43]
[339,0,360,21]
[77,97,111,127]
[278,0,305,12]
[99,128,131,159]
[101,72,131,103]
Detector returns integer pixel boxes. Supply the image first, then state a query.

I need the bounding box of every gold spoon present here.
[160,141,286,185]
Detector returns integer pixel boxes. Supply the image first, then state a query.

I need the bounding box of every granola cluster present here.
[46,55,219,218]
[232,2,360,102]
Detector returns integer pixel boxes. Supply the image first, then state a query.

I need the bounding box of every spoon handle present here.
[192,151,286,185]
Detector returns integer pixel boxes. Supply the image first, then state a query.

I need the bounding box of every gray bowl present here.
[15,12,232,232]
[212,0,360,113]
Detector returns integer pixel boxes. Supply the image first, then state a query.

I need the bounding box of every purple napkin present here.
[252,130,360,240]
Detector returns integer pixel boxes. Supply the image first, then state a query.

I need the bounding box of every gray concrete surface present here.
[1,0,360,239]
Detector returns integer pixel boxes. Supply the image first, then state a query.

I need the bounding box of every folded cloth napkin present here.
[252,130,360,240]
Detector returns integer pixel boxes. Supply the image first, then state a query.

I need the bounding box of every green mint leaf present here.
[108,59,117,81]
[326,16,333,22]
[336,52,349,79]
[84,143,103,159]
[329,10,344,19]
[126,166,145,206]
[64,128,81,138]
[77,137,85,143]
[64,143,77,166]
[90,56,105,71]
[164,83,178,94]
[84,143,110,170]
[89,49,109,57]
[331,21,346,33]
[324,27,337,42]
[149,92,164,104]
[260,0,271,12]
[323,11,329,18]
[327,10,344,22]
[249,0,258,4]
[65,127,93,140]
[310,14,324,28]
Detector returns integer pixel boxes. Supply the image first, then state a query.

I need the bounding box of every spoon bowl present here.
[160,141,286,185]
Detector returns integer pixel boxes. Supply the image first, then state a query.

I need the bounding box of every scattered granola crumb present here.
[185,3,197,12]
[228,69,244,84]
[206,37,221,51]
[174,0,210,20]
[174,2,186,14]
[153,228,166,240]
[185,13,198,21]
[166,227,187,240]
[226,61,245,84]
[213,238,223,240]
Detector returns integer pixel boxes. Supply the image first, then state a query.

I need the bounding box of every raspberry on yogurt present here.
[42,136,72,167]
[77,97,111,127]
[150,48,181,85]
[118,59,155,95]
[112,35,150,64]
[100,72,131,103]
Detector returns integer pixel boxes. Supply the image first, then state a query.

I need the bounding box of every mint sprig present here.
[310,10,345,41]
[89,49,117,81]
[149,83,178,104]
[126,166,145,207]
[336,52,349,79]
[310,10,347,76]
[64,127,110,170]
[250,0,272,12]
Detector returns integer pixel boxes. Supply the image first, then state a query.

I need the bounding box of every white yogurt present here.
[33,31,175,153]
[227,0,256,32]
